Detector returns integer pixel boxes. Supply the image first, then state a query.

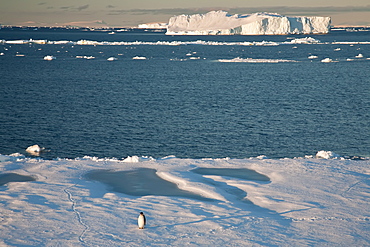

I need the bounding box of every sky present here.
[1,0,370,27]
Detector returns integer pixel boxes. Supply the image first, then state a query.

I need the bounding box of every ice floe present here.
[43,55,56,60]
[132,56,147,60]
[321,57,336,63]
[107,57,117,61]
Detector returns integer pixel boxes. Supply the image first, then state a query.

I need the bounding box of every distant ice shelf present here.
[166,11,331,35]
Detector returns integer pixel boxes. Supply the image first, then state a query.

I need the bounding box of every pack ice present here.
[166,11,331,35]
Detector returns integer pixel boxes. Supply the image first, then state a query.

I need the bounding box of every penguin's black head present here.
[140,212,144,215]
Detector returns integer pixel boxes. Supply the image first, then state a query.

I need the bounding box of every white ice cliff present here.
[166,11,331,35]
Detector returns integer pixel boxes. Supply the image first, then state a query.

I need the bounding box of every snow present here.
[166,11,331,35]
[0,153,369,246]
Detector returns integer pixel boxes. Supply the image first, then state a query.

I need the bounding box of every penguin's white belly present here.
[138,215,145,229]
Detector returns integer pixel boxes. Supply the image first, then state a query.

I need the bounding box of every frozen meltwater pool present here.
[85,168,211,201]
[85,167,270,201]
[0,173,36,186]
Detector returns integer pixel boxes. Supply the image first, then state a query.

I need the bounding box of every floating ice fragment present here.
[321,58,335,63]
[132,56,146,60]
[43,55,56,60]
[107,57,117,61]
[308,55,318,59]
[26,145,44,156]
[316,151,340,159]
[256,155,269,159]
[355,53,364,58]
[286,37,321,44]
[76,55,95,59]
[218,57,298,63]
[334,48,341,51]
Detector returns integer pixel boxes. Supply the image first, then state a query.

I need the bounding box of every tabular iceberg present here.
[166,11,331,35]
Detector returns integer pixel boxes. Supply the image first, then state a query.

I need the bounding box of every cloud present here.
[108,5,370,16]
[77,4,89,11]
[59,5,90,11]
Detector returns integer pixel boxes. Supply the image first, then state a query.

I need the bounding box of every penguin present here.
[138,212,146,229]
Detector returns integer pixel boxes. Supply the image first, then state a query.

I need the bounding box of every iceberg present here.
[166,11,331,35]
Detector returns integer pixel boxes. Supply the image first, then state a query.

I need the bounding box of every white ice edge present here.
[2,39,370,48]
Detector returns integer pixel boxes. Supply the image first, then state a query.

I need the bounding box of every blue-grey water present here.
[1,28,369,159]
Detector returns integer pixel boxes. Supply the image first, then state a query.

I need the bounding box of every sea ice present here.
[0,154,368,246]
[107,57,117,61]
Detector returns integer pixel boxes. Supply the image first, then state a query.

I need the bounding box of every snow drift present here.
[166,11,331,35]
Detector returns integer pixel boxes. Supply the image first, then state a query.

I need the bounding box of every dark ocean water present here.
[1,29,369,159]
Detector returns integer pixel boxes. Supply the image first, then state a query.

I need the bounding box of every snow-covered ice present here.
[166,11,331,35]
[0,153,369,246]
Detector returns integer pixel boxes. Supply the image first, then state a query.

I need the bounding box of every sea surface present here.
[1,28,369,159]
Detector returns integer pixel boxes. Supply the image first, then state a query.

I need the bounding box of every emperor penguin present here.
[138,212,146,229]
